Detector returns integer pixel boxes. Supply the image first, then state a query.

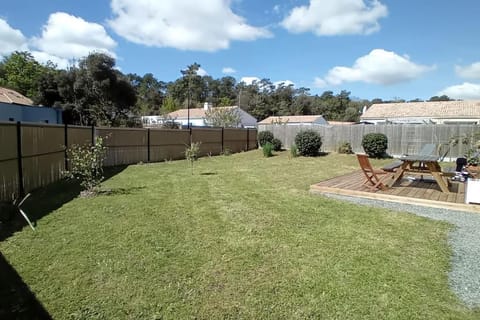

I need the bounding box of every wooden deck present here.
[310,170,480,214]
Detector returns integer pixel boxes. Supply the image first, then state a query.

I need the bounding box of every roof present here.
[0,87,33,105]
[327,121,355,125]
[168,106,237,119]
[361,100,480,119]
[258,115,325,124]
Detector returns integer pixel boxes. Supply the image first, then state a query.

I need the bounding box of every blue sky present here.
[1,0,480,101]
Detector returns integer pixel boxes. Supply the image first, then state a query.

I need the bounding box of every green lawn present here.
[1,151,479,319]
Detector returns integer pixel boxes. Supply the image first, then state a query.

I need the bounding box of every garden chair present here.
[356,154,391,191]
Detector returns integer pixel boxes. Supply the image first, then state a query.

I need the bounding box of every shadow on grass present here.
[0,166,128,319]
[0,165,128,242]
[0,252,52,319]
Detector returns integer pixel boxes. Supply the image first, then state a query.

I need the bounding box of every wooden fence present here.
[0,122,257,201]
[260,123,480,159]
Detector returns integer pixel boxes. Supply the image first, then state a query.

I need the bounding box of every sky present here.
[1,0,480,101]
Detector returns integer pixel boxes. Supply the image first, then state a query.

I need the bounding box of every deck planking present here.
[310,170,480,214]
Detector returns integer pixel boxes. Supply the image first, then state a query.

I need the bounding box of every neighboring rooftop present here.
[168,106,237,119]
[0,87,33,106]
[361,100,480,119]
[258,115,327,125]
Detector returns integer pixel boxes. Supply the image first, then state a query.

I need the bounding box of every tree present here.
[0,51,46,99]
[204,107,241,127]
[428,95,453,101]
[61,53,137,126]
[127,73,165,116]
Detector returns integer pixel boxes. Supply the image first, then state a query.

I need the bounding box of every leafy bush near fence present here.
[338,141,353,154]
[271,138,282,151]
[64,136,107,196]
[258,131,274,147]
[294,130,322,157]
[361,133,388,158]
[262,142,274,157]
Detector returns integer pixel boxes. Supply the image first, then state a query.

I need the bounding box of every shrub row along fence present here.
[0,121,257,201]
[259,123,480,159]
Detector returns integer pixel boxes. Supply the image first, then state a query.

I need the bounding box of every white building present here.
[142,103,257,128]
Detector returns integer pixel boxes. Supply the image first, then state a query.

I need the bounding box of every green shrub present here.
[290,144,298,158]
[338,141,353,154]
[271,138,282,151]
[294,130,322,157]
[361,133,388,158]
[64,136,107,196]
[258,131,274,147]
[262,142,273,157]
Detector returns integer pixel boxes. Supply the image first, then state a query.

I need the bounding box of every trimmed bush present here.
[362,133,388,158]
[294,130,322,156]
[338,141,353,154]
[262,142,273,157]
[272,138,282,151]
[258,131,274,147]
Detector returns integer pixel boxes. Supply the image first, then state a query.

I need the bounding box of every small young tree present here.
[204,107,241,127]
[185,142,201,174]
[64,136,107,196]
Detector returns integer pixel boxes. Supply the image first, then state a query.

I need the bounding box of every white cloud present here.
[222,67,237,74]
[315,49,434,87]
[196,67,208,76]
[108,0,272,51]
[0,19,28,55]
[455,62,480,80]
[438,82,480,100]
[281,0,388,36]
[31,51,71,69]
[240,76,261,85]
[31,12,117,61]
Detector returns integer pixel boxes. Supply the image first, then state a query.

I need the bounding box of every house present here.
[142,103,257,128]
[0,87,62,124]
[360,100,480,124]
[258,115,328,126]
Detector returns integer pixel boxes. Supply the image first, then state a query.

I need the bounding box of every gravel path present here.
[322,193,480,309]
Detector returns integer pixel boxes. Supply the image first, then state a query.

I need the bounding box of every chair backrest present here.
[357,154,375,173]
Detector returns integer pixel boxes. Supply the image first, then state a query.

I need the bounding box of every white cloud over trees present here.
[108,0,272,52]
[315,49,434,87]
[281,0,388,36]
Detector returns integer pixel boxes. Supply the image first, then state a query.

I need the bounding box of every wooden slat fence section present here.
[21,124,65,198]
[149,129,190,161]
[260,124,480,159]
[191,128,223,156]
[0,123,18,201]
[97,127,148,166]
[0,122,256,201]
[224,128,248,153]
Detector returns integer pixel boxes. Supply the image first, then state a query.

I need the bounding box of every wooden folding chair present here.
[356,154,390,190]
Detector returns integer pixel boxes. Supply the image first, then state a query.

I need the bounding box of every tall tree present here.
[0,51,46,99]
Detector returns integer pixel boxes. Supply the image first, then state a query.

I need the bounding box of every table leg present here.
[426,162,450,193]
[384,161,409,188]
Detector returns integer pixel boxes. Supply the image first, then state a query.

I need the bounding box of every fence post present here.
[64,123,68,170]
[147,128,151,162]
[91,125,95,145]
[16,121,25,197]
[221,127,224,153]
[246,128,249,151]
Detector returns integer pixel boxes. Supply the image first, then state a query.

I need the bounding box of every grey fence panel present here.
[260,124,480,159]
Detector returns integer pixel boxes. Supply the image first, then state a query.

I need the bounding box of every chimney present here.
[203,102,211,110]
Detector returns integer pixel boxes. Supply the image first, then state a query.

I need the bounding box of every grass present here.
[1,151,479,319]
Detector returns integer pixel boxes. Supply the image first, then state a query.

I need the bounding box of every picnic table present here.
[383,154,450,193]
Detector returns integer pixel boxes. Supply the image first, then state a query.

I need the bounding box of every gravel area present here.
[322,193,480,309]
